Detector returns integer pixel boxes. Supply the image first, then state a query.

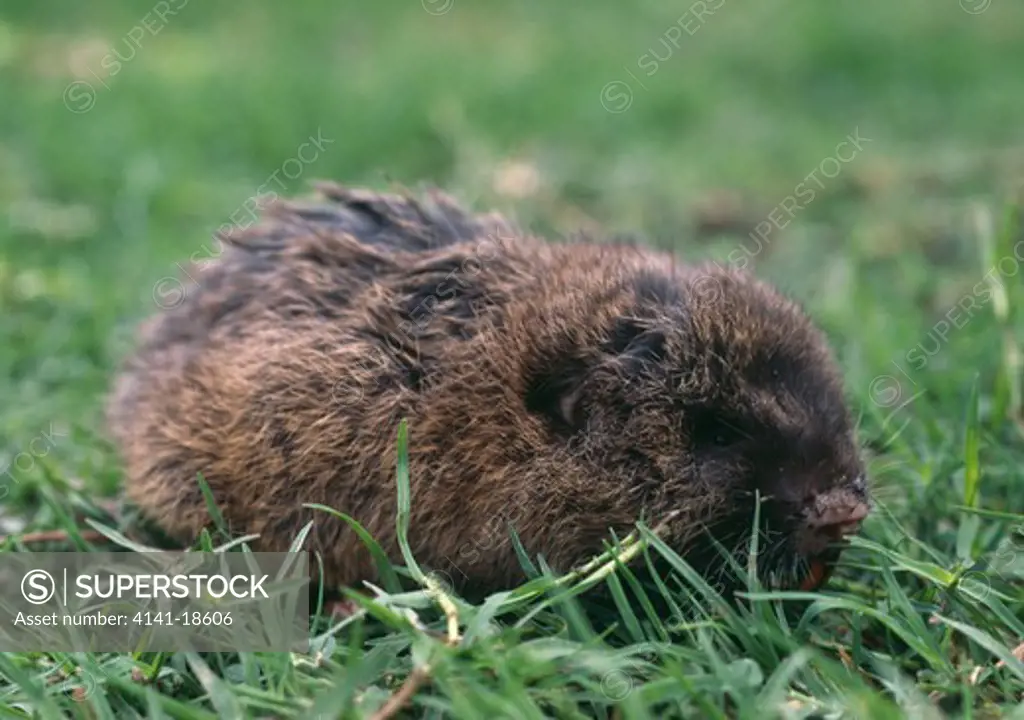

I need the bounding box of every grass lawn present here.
[1,0,1024,716]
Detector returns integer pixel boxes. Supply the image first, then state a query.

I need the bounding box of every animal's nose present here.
[808,500,870,541]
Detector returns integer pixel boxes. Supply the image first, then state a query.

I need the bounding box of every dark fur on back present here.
[108,182,868,596]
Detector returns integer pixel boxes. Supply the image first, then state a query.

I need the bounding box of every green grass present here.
[2,0,1024,716]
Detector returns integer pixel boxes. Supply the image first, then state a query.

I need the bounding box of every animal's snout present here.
[807,499,870,541]
[796,494,870,558]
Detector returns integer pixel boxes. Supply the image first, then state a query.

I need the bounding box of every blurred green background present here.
[0,0,1023,520]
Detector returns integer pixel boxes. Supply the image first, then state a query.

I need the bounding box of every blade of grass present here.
[934,615,1024,682]
[194,473,230,541]
[183,652,244,720]
[304,503,402,593]
[394,418,426,584]
[0,653,67,720]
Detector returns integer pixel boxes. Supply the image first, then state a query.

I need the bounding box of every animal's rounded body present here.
[108,183,869,596]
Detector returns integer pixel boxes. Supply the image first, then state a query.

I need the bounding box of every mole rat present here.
[107,182,870,597]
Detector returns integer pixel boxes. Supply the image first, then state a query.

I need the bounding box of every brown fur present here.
[108,182,869,596]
